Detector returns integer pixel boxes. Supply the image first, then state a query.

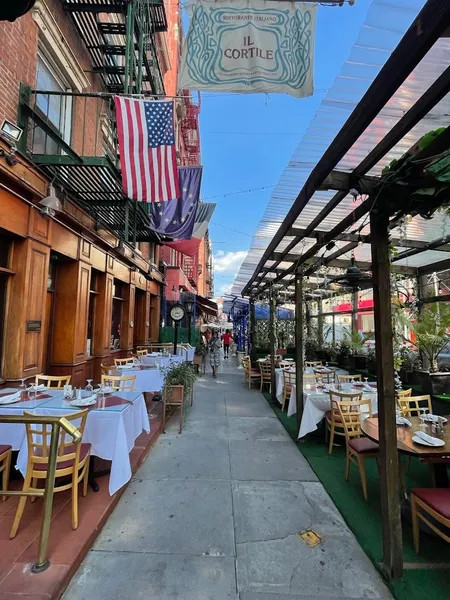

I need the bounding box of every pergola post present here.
[295,269,304,431]
[370,207,403,580]
[250,297,256,362]
[352,290,358,337]
[269,285,277,403]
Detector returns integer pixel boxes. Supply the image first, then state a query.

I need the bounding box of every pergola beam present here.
[286,228,450,252]
[318,170,378,193]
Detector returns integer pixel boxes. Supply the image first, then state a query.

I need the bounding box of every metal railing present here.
[0,415,82,573]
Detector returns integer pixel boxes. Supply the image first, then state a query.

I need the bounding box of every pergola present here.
[238,0,450,581]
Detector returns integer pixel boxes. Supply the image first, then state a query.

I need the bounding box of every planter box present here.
[166,384,184,404]
[354,355,367,371]
[399,368,418,386]
[277,348,287,355]
[415,370,450,396]
[367,359,377,375]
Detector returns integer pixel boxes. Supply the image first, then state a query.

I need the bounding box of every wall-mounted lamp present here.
[39,184,62,217]
[0,119,23,143]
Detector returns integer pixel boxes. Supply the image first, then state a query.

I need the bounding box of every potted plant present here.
[305,337,319,361]
[162,361,197,407]
[345,331,373,370]
[398,302,450,396]
[336,338,352,368]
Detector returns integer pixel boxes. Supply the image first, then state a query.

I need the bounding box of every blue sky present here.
[189,0,372,297]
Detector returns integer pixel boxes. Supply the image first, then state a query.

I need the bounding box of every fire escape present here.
[183,254,198,289]
[179,90,201,166]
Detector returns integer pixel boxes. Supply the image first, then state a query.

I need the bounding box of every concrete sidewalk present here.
[63,356,392,600]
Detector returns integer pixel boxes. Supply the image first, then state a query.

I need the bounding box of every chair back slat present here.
[35,374,71,389]
[114,357,136,367]
[398,394,432,417]
[24,409,88,469]
[101,374,136,391]
[282,369,296,387]
[259,361,272,376]
[337,374,362,384]
[314,368,336,385]
[337,398,373,441]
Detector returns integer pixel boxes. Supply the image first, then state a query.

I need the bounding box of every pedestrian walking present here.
[209,330,221,378]
[222,329,232,359]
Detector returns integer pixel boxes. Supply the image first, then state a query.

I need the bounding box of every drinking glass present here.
[18,378,27,400]
[96,384,104,402]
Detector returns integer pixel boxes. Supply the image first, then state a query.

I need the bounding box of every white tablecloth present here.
[0,389,65,450]
[141,354,184,369]
[295,383,378,438]
[16,391,150,495]
[177,345,195,361]
[115,366,164,392]
[275,367,348,405]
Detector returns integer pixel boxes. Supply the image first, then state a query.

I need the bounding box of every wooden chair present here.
[314,368,336,385]
[411,489,450,553]
[337,398,378,500]
[305,361,323,368]
[326,390,363,455]
[279,360,295,369]
[0,445,12,502]
[337,374,362,384]
[397,388,412,399]
[35,374,71,389]
[136,349,148,357]
[243,356,260,389]
[114,357,136,367]
[101,374,136,391]
[10,410,90,538]
[303,374,316,386]
[281,369,296,411]
[259,360,272,392]
[398,394,432,417]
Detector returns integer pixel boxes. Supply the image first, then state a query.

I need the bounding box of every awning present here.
[196,295,218,317]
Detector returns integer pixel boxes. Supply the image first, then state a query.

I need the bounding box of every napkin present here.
[421,414,441,423]
[117,364,134,370]
[70,394,97,406]
[413,430,443,446]
[363,383,373,391]
[396,416,412,426]
[34,384,46,390]
[0,391,21,404]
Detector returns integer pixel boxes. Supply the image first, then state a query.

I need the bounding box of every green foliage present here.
[336,338,351,361]
[162,361,197,399]
[397,302,450,372]
[343,330,373,355]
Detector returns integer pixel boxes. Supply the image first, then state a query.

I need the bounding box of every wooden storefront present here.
[0,143,163,388]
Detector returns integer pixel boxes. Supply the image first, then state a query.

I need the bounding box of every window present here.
[33,51,72,155]
[149,242,156,264]
[111,280,124,350]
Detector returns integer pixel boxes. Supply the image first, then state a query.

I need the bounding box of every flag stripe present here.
[114,97,179,203]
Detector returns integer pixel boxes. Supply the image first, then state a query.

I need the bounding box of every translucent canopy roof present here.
[232,0,450,296]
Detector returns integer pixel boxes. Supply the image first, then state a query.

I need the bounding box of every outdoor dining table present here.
[16,390,150,495]
[0,388,65,450]
[274,366,349,407]
[362,416,450,488]
[114,364,164,392]
[141,354,184,369]
[295,382,378,439]
[177,345,195,361]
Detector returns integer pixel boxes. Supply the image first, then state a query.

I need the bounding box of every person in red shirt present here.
[222,330,232,359]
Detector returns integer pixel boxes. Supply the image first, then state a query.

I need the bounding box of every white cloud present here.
[213,250,247,274]
[218,282,233,295]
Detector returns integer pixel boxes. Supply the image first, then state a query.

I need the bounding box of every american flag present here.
[114,97,180,203]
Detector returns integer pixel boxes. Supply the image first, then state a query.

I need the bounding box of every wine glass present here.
[85,379,93,396]
[364,377,369,386]
[18,378,27,400]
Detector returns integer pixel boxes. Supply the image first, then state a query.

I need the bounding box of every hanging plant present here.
[373,127,450,220]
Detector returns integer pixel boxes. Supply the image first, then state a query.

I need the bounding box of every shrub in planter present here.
[398,302,450,395]
[162,362,197,405]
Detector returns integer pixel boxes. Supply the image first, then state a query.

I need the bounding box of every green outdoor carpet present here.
[262,392,450,600]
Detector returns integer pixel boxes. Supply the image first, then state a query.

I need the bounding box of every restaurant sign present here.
[179,0,316,98]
